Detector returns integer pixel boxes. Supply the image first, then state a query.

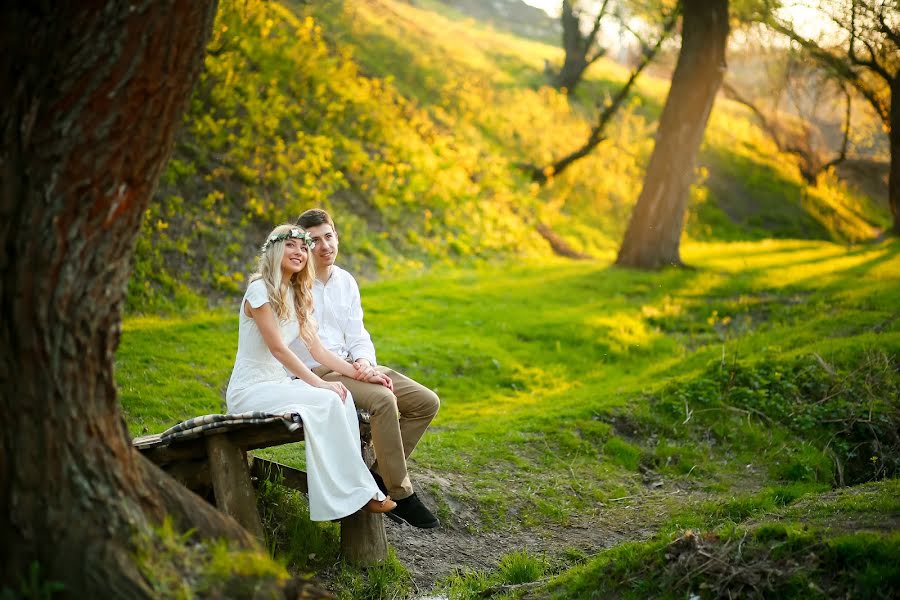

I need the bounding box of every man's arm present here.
[344,274,377,366]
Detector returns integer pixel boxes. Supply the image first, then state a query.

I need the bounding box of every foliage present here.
[130,0,541,310]
[255,475,340,572]
[437,549,548,599]
[649,351,900,485]
[536,480,900,599]
[329,551,413,600]
[126,0,891,311]
[0,563,65,600]
[134,517,292,598]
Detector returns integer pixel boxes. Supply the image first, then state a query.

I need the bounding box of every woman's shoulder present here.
[244,277,270,308]
[246,277,266,293]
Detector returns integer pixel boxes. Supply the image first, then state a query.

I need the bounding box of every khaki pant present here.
[313,365,439,500]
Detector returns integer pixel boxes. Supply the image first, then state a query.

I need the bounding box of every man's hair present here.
[296,208,335,231]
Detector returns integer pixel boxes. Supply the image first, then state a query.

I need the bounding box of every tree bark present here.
[890,72,899,235]
[0,2,264,597]
[551,0,607,95]
[616,0,729,269]
[554,53,591,94]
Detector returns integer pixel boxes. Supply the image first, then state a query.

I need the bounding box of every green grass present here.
[438,549,549,599]
[133,517,293,598]
[116,2,899,594]
[118,238,900,596]
[118,314,235,436]
[535,480,900,600]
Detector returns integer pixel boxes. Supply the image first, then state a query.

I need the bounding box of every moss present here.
[134,518,293,599]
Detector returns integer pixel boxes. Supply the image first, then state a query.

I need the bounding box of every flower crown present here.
[260,228,316,253]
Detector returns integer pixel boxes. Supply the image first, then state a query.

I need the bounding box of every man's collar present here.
[315,264,340,285]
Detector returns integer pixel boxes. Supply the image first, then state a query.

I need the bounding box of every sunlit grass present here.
[118,238,900,529]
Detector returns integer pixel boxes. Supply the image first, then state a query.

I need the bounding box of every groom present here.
[291,208,441,529]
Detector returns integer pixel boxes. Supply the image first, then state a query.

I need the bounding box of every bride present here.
[226,223,396,520]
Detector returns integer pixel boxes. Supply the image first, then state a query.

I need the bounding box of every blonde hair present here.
[250,223,317,345]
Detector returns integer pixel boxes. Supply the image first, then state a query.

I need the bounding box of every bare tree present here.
[722,77,853,183]
[0,3,324,597]
[616,0,729,268]
[526,6,679,183]
[550,0,613,94]
[767,0,899,234]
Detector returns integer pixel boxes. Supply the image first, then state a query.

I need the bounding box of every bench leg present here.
[340,434,388,565]
[206,433,266,543]
[340,511,388,565]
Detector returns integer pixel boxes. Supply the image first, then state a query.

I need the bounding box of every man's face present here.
[305,223,339,271]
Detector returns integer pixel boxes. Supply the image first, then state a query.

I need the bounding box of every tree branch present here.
[585,0,611,51]
[768,19,890,123]
[848,6,892,84]
[525,9,679,183]
[875,6,900,47]
[820,82,853,172]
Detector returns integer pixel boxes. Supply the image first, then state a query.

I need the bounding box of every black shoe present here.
[387,493,440,529]
[369,469,388,495]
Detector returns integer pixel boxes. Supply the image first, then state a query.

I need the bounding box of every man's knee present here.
[421,388,440,418]
[364,386,399,417]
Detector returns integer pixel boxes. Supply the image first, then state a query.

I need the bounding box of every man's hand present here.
[368,372,393,392]
[353,360,394,391]
[352,359,375,381]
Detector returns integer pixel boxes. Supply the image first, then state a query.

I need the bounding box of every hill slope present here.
[117,238,900,594]
[130,0,890,311]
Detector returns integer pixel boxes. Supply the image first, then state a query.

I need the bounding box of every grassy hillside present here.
[532,480,899,599]
[117,239,900,596]
[118,1,897,596]
[129,0,889,312]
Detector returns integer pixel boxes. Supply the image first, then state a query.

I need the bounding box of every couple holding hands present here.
[225,209,440,528]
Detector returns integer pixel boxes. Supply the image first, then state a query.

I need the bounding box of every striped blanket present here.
[157,409,371,443]
[159,411,302,443]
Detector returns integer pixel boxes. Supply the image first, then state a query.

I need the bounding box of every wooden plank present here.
[135,422,306,465]
[249,456,308,493]
[165,459,210,491]
[132,411,385,564]
[131,433,165,450]
[205,433,266,543]
[133,412,371,463]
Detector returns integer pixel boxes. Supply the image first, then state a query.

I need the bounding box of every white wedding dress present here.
[226,278,383,521]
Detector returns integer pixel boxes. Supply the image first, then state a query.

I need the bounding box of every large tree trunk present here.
[616,0,729,268]
[890,72,899,236]
[551,0,606,95]
[552,0,588,93]
[0,2,264,597]
[554,53,590,94]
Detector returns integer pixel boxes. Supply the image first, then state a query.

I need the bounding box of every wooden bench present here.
[132,411,388,565]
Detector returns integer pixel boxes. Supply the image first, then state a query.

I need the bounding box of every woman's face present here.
[280,238,308,276]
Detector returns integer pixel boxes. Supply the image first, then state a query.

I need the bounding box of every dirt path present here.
[385,474,685,592]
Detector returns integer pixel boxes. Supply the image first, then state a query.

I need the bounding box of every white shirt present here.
[289,265,377,369]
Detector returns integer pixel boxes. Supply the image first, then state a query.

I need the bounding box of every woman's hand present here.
[317,379,349,402]
[352,360,376,381]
